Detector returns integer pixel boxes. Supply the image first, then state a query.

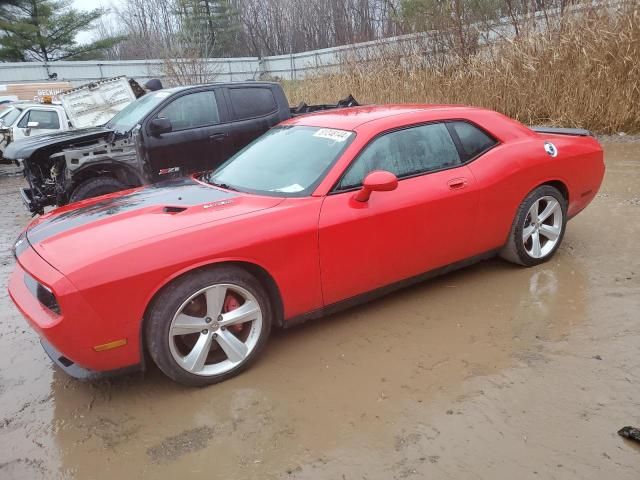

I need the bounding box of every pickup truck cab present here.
[5,81,357,214]
[0,102,70,162]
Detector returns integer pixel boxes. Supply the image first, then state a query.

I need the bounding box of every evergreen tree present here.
[176,0,241,57]
[0,0,122,61]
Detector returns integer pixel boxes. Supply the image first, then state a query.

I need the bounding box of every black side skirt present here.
[284,249,499,328]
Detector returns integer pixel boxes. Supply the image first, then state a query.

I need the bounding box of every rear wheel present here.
[145,267,272,387]
[500,185,567,266]
[69,177,127,203]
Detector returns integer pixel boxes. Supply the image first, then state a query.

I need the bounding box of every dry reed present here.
[283,3,640,134]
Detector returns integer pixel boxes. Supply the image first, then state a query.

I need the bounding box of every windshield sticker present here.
[313,128,352,142]
[154,91,171,98]
[272,184,304,193]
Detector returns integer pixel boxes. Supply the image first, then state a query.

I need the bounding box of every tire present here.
[145,266,273,387]
[69,177,127,203]
[500,185,567,267]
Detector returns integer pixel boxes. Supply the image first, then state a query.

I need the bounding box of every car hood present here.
[26,177,284,274]
[3,126,113,160]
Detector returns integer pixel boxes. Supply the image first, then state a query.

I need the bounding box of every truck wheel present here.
[69,177,127,203]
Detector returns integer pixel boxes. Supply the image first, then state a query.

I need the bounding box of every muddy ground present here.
[0,141,639,479]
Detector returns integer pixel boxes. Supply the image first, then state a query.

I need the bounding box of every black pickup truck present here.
[4,81,358,214]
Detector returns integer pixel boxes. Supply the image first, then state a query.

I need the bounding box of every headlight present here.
[24,273,61,315]
[12,231,28,259]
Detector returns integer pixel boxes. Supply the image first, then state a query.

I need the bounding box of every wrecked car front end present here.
[5,128,148,215]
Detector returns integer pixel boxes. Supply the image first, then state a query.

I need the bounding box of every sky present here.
[72,0,123,43]
[72,0,111,8]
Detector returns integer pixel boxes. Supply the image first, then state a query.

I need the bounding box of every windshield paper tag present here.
[272,184,304,193]
[313,128,351,142]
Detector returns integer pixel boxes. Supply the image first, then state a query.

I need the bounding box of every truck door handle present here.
[447,178,468,190]
[209,133,227,142]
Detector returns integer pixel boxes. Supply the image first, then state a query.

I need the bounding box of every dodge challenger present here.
[8,105,605,386]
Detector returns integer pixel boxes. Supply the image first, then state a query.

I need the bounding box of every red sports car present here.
[9,105,604,386]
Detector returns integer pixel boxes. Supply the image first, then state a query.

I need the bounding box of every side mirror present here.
[149,117,172,136]
[26,121,40,128]
[354,170,398,202]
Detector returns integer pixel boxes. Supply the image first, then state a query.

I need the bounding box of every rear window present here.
[229,87,277,120]
[449,121,496,161]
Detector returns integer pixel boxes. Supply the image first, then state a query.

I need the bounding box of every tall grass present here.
[283,3,640,134]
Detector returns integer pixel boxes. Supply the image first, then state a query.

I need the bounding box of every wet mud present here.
[0,142,639,479]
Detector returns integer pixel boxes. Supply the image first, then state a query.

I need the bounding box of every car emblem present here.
[544,142,558,157]
[203,200,233,209]
[158,167,180,175]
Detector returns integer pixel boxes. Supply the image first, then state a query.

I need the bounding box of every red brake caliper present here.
[223,293,244,333]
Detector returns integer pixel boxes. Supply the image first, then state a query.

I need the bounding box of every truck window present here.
[156,91,219,130]
[229,87,277,120]
[0,106,22,126]
[17,109,60,130]
[108,91,169,132]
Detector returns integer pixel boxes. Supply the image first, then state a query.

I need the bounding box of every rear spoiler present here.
[291,94,360,116]
[530,126,593,137]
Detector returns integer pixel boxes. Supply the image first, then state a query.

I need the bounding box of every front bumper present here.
[40,337,142,381]
[8,246,142,377]
[20,186,51,215]
[20,187,38,214]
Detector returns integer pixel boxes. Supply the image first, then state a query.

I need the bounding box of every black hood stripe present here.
[28,177,236,244]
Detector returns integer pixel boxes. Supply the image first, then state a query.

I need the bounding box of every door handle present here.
[209,133,227,142]
[447,177,468,190]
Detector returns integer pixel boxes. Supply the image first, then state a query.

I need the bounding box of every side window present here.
[448,121,496,161]
[156,91,219,130]
[338,123,460,190]
[229,87,277,120]
[16,111,30,128]
[17,110,60,129]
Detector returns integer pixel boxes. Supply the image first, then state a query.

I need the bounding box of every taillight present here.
[24,273,61,315]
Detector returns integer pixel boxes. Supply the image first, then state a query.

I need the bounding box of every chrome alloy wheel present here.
[522,196,563,259]
[168,284,263,376]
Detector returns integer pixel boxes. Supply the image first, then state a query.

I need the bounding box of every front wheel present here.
[145,267,272,387]
[500,185,567,266]
[69,177,127,203]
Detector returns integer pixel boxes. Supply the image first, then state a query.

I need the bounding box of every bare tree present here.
[93,0,582,62]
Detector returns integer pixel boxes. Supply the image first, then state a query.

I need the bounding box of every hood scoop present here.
[163,206,188,214]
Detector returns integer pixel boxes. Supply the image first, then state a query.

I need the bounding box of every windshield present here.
[106,91,171,132]
[0,107,22,127]
[205,126,355,196]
